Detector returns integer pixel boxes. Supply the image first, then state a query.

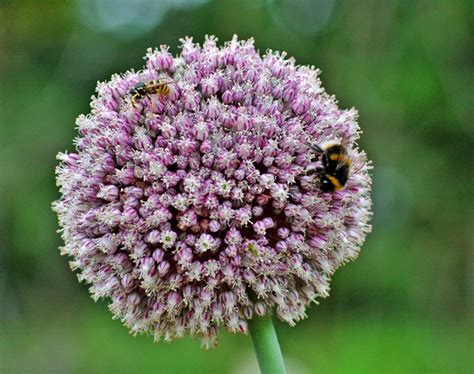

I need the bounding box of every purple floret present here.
[53,35,372,348]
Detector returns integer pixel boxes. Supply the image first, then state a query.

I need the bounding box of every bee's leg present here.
[151,96,155,112]
[304,142,324,153]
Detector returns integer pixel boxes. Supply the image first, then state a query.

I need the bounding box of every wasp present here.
[305,141,352,192]
[129,78,174,110]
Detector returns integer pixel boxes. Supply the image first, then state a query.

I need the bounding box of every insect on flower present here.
[53,36,372,348]
[305,140,354,192]
[129,78,176,111]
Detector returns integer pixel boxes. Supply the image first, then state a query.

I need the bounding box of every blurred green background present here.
[1,0,472,373]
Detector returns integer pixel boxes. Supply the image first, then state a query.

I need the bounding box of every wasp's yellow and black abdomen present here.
[129,79,172,107]
[155,83,170,96]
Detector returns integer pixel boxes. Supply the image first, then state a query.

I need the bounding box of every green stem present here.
[248,313,287,374]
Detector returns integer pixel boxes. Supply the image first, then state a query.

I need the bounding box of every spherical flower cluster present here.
[53,35,372,348]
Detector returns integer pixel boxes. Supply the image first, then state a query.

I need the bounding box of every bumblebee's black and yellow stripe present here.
[306,142,352,192]
[129,79,172,107]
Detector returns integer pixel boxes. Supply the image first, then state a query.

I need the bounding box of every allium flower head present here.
[53,35,372,348]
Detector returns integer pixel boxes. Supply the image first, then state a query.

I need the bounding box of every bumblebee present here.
[306,142,352,192]
[129,79,173,109]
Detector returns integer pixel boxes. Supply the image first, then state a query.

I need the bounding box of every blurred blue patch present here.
[267,0,335,35]
[75,0,210,39]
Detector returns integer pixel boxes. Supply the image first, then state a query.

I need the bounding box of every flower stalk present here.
[249,314,287,374]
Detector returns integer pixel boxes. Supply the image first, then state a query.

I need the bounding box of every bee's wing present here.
[335,131,348,171]
[349,161,365,175]
[335,159,347,171]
